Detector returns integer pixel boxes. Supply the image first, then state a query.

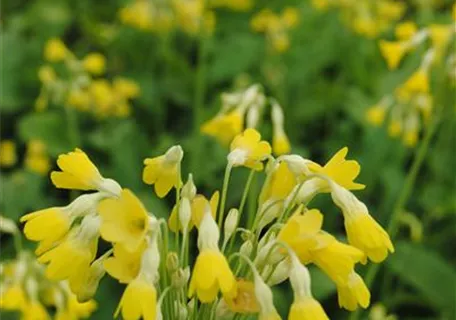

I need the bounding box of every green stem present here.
[218,164,233,229]
[246,174,257,229]
[225,169,256,254]
[349,91,443,320]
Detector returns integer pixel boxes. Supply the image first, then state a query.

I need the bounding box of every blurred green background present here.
[1,0,455,319]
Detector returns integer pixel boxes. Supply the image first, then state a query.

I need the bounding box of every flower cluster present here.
[18,127,393,319]
[201,83,291,156]
[0,217,97,320]
[250,7,300,53]
[119,0,252,35]
[0,139,51,176]
[312,0,405,38]
[36,38,140,118]
[367,8,455,146]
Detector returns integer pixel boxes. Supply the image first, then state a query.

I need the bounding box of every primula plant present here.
[13,126,393,320]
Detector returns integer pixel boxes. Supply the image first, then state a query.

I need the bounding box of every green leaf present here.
[17,111,72,157]
[386,241,456,316]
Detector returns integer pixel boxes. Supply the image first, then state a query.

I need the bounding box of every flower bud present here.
[240,240,253,257]
[181,174,196,199]
[224,209,238,242]
[166,252,179,273]
[165,145,184,164]
[172,267,190,289]
[75,258,106,302]
[0,216,18,234]
[175,301,188,320]
[179,198,192,230]
[280,155,311,178]
[266,258,291,286]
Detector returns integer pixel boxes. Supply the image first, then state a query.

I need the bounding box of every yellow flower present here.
[311,235,364,284]
[22,301,50,320]
[278,209,324,264]
[388,120,402,137]
[272,132,291,156]
[98,189,149,252]
[379,40,407,70]
[89,80,114,112]
[428,25,452,50]
[44,38,68,62]
[38,215,99,283]
[260,161,297,203]
[168,191,220,232]
[395,21,417,41]
[38,65,57,84]
[224,279,259,314]
[337,271,370,311]
[104,242,146,283]
[67,89,91,111]
[282,7,299,28]
[0,140,17,167]
[143,145,183,198]
[20,208,71,247]
[116,276,157,320]
[330,183,394,263]
[311,0,329,10]
[113,77,141,98]
[56,294,97,320]
[403,129,418,147]
[35,93,48,111]
[0,284,27,310]
[366,105,386,126]
[288,297,328,320]
[25,140,50,175]
[308,147,365,191]
[403,70,430,94]
[189,249,237,303]
[201,110,244,146]
[82,53,106,75]
[51,148,121,196]
[229,128,272,170]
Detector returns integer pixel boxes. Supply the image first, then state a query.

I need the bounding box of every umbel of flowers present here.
[0,216,97,320]
[37,38,140,118]
[201,83,292,156]
[15,127,394,319]
[366,7,455,147]
[311,0,405,38]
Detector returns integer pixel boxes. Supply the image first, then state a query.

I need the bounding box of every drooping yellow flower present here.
[0,284,27,310]
[104,242,146,284]
[260,161,297,205]
[379,40,407,70]
[189,249,237,303]
[308,147,365,191]
[311,235,364,284]
[278,209,324,264]
[366,105,386,126]
[403,69,430,94]
[403,129,418,147]
[201,110,244,146]
[116,276,157,320]
[56,294,97,320]
[330,183,394,263]
[44,38,68,62]
[51,148,121,196]
[21,208,72,247]
[229,128,272,170]
[288,296,328,320]
[98,189,149,252]
[82,53,106,75]
[67,89,91,111]
[113,77,141,98]
[428,25,452,50]
[388,120,402,137]
[22,301,50,320]
[0,140,17,167]
[395,21,417,41]
[143,145,183,198]
[272,131,291,156]
[189,208,237,303]
[168,191,220,232]
[25,140,51,175]
[282,7,299,29]
[336,271,370,311]
[38,215,99,284]
[224,279,259,314]
[38,65,57,84]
